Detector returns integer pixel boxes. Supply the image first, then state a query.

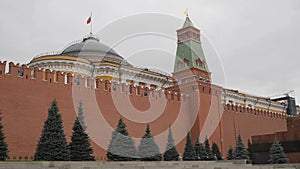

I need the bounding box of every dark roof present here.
[61,36,124,62]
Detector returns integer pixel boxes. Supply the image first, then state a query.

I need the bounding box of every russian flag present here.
[86,16,91,24]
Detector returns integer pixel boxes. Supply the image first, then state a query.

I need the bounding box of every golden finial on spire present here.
[184,9,189,17]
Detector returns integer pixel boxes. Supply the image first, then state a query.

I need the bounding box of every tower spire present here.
[184,9,189,17]
[173,14,211,83]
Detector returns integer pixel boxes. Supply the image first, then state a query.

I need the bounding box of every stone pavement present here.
[0,161,299,169]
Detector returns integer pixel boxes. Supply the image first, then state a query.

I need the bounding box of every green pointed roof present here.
[182,17,194,28]
[174,16,209,73]
[174,40,209,72]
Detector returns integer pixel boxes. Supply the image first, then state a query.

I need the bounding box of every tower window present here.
[177,60,183,68]
[195,58,203,67]
[183,58,189,66]
[204,77,209,83]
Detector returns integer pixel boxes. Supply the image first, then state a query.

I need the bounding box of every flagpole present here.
[90,11,93,35]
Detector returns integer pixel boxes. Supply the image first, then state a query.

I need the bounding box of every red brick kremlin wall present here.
[0,61,288,160]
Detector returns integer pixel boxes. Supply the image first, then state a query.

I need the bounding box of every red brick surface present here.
[0,61,288,160]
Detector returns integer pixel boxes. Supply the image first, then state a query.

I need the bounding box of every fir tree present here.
[269,141,288,164]
[106,118,137,161]
[0,113,8,160]
[194,138,205,160]
[138,124,162,161]
[227,145,234,160]
[183,132,196,161]
[77,101,86,130]
[247,139,253,161]
[234,133,249,160]
[163,128,179,161]
[69,117,95,161]
[34,99,69,161]
[204,137,214,160]
[212,142,223,160]
[106,131,118,161]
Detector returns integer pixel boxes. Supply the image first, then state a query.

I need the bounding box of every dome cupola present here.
[28,34,130,77]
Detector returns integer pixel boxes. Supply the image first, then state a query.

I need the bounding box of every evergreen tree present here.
[34,99,69,161]
[106,118,137,161]
[0,113,8,160]
[138,124,162,161]
[106,131,118,160]
[234,133,249,160]
[194,138,205,160]
[77,101,86,130]
[247,139,253,161]
[69,117,95,161]
[227,145,234,160]
[212,142,223,160]
[163,128,179,161]
[269,141,288,164]
[204,137,214,160]
[183,132,196,161]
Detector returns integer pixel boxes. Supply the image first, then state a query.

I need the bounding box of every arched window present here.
[183,58,189,66]
[195,58,203,67]
[204,77,209,83]
[177,60,183,68]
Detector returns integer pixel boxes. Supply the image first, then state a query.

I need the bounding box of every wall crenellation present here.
[0,61,289,119]
[224,103,288,120]
[0,61,192,102]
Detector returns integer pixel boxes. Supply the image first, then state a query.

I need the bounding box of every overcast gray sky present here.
[0,0,299,104]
